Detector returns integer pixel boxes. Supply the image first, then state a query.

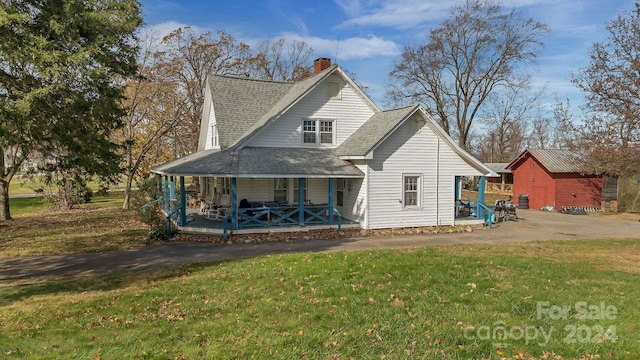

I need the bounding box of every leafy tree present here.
[0,0,142,219]
[571,3,640,177]
[387,0,548,150]
[119,29,189,209]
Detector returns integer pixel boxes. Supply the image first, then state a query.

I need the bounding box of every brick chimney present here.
[313,57,331,74]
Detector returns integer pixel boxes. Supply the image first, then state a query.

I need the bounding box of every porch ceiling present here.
[152,147,365,178]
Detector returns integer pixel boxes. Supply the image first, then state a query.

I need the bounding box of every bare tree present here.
[475,83,542,162]
[250,38,314,81]
[571,3,640,177]
[154,28,253,156]
[387,0,548,150]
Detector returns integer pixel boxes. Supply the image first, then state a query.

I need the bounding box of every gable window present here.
[403,175,420,207]
[327,81,341,99]
[210,124,218,148]
[302,119,335,145]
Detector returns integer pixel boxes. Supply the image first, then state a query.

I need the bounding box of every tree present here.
[387,0,548,150]
[153,28,253,157]
[249,38,314,81]
[119,29,189,209]
[571,3,640,177]
[0,0,142,219]
[474,82,542,162]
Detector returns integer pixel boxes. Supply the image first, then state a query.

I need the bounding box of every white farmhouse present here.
[152,58,496,237]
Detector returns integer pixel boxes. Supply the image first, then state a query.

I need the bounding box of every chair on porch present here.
[206,194,231,220]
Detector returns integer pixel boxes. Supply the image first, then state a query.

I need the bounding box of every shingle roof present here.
[508,149,587,173]
[151,147,364,178]
[210,75,293,149]
[336,105,418,157]
[230,65,341,148]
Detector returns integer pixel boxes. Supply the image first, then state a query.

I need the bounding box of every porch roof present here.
[152,147,365,178]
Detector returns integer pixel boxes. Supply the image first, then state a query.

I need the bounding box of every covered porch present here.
[150,147,364,238]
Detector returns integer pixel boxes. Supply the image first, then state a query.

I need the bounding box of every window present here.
[302,119,335,145]
[210,124,218,148]
[303,120,316,144]
[273,178,288,202]
[327,81,341,99]
[403,175,420,207]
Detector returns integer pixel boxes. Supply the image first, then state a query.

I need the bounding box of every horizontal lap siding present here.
[512,157,555,209]
[554,174,602,208]
[366,117,483,229]
[248,75,374,148]
[204,102,217,150]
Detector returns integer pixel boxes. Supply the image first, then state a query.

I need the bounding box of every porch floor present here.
[176,209,360,236]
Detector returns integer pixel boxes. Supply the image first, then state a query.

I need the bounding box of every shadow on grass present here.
[0,261,220,306]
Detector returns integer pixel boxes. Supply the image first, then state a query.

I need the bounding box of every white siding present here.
[339,161,367,226]
[236,178,270,203]
[247,75,375,148]
[203,102,218,150]
[365,115,484,229]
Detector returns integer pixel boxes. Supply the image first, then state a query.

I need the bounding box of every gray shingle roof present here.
[508,149,587,173]
[336,105,419,157]
[210,75,293,149]
[152,147,364,178]
[230,65,340,147]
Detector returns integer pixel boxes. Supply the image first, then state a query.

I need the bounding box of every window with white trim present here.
[210,124,218,148]
[273,178,288,202]
[302,119,335,145]
[403,175,420,207]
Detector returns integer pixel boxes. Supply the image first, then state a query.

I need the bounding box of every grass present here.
[2,189,639,358]
[1,240,639,359]
[8,175,128,197]
[1,192,150,257]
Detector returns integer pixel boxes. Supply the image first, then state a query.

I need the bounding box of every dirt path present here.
[1,210,639,283]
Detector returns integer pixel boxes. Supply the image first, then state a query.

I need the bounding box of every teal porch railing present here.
[476,202,495,229]
[165,201,183,237]
[223,205,342,240]
[141,197,163,216]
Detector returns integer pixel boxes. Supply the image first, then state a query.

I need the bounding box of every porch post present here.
[328,178,334,224]
[179,176,187,226]
[231,177,238,229]
[163,175,169,212]
[298,178,305,226]
[477,176,486,219]
[169,176,175,200]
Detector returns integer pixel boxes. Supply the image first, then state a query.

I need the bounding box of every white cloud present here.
[335,0,451,30]
[277,32,401,60]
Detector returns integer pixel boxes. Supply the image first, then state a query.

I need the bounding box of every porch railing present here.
[476,202,495,229]
[223,205,342,240]
[165,201,182,237]
[485,183,513,194]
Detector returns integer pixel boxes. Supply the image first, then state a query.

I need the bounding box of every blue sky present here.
[139,0,636,112]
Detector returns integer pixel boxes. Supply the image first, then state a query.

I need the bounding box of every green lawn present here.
[2,192,638,359]
[1,240,638,359]
[1,193,150,257]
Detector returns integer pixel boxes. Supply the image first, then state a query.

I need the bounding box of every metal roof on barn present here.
[507,149,588,173]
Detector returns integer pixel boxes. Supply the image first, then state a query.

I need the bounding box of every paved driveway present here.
[1,210,640,282]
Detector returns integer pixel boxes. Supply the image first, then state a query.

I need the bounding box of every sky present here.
[138,0,637,113]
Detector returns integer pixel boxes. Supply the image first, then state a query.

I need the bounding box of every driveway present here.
[1,210,640,282]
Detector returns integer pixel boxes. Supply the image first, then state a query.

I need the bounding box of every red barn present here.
[507,149,616,210]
